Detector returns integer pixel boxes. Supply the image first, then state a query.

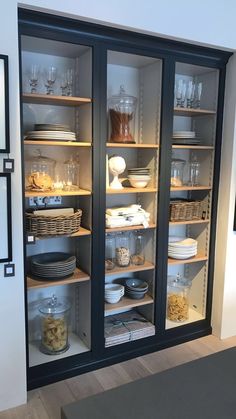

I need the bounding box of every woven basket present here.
[169,200,205,222]
[26,209,82,236]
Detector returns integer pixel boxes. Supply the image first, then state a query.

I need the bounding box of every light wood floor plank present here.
[0,335,236,419]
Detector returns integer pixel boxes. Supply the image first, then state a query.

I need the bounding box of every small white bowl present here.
[129,179,150,188]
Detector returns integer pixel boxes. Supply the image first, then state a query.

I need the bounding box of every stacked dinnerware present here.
[25,124,76,141]
[168,236,198,259]
[31,252,76,279]
[172,130,200,145]
[127,167,151,188]
[124,278,148,299]
[105,284,124,304]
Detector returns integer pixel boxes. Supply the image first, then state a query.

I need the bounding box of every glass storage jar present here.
[63,155,80,191]
[108,85,137,143]
[131,231,145,265]
[25,149,56,191]
[115,232,131,267]
[189,154,200,186]
[38,294,71,355]
[167,274,192,322]
[171,158,186,187]
[105,233,116,271]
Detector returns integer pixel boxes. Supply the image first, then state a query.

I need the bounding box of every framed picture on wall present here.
[0,55,10,153]
[0,173,12,262]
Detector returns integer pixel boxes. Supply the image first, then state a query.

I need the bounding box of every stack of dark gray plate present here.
[124,278,148,299]
[30,252,76,279]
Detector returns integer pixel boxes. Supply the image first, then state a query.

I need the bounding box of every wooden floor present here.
[1,334,236,419]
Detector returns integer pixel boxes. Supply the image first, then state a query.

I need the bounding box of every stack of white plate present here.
[168,236,198,259]
[31,252,76,279]
[172,130,200,145]
[104,284,124,304]
[25,124,76,141]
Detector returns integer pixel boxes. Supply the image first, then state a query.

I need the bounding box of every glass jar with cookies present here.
[25,149,56,192]
[39,294,71,355]
[167,274,192,322]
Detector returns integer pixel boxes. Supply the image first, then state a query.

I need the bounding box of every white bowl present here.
[128,175,151,180]
[105,296,122,304]
[129,179,150,188]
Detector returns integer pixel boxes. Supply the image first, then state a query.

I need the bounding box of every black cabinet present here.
[18,8,231,389]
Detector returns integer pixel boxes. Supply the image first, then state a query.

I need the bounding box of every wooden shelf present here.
[106,187,157,194]
[31,226,91,241]
[27,267,90,289]
[168,253,208,265]
[106,143,159,149]
[172,145,214,150]
[29,333,89,367]
[105,261,154,276]
[105,294,154,315]
[106,223,156,233]
[169,219,209,226]
[165,308,205,330]
[25,188,91,197]
[170,185,211,192]
[22,93,91,106]
[174,107,216,117]
[24,140,92,147]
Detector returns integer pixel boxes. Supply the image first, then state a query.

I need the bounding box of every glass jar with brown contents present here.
[167,274,192,322]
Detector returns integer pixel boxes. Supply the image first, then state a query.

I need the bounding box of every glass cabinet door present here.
[21,36,93,366]
[104,50,162,348]
[166,62,219,329]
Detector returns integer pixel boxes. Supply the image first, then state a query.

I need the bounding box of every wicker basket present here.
[26,209,82,236]
[169,199,205,222]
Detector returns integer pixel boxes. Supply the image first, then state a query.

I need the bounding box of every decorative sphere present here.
[108,156,126,175]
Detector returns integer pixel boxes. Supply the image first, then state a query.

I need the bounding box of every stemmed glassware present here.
[29,64,39,94]
[44,66,57,95]
[196,82,202,108]
[175,78,203,109]
[60,69,74,96]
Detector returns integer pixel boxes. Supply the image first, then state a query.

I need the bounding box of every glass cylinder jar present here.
[189,155,200,186]
[131,231,145,265]
[115,232,131,267]
[38,294,71,355]
[108,85,137,144]
[25,149,56,191]
[63,155,80,191]
[167,274,192,322]
[105,233,116,271]
[171,158,186,187]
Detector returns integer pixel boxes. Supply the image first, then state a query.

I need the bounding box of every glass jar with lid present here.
[25,149,56,191]
[131,231,145,265]
[167,274,192,322]
[38,294,71,355]
[108,85,137,143]
[171,158,186,187]
[115,232,131,267]
[63,155,80,191]
[105,233,116,271]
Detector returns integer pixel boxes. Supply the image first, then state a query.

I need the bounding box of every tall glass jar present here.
[131,231,145,265]
[189,155,200,186]
[108,85,137,143]
[63,155,80,191]
[105,233,116,271]
[171,158,186,187]
[167,274,192,322]
[38,294,71,355]
[115,232,131,267]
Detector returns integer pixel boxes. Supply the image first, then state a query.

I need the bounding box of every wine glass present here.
[175,79,183,107]
[60,72,68,96]
[66,69,73,96]
[180,80,186,108]
[29,64,39,94]
[196,82,203,108]
[44,66,57,95]
[186,81,194,108]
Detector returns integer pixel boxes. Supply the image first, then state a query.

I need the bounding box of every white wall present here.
[0,0,236,411]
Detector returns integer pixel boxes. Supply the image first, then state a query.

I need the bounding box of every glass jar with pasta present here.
[38,294,71,355]
[167,274,192,322]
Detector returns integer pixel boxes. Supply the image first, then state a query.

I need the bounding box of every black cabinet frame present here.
[18,7,232,390]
